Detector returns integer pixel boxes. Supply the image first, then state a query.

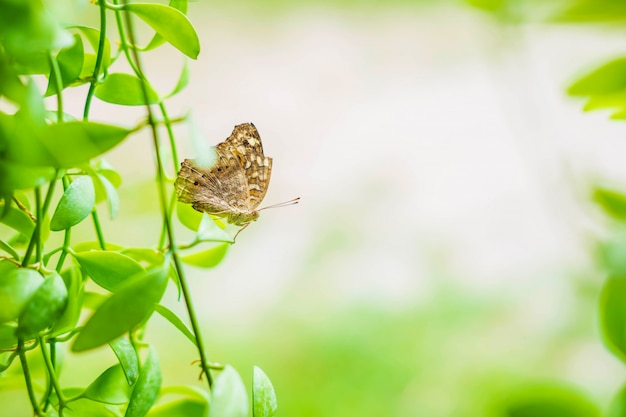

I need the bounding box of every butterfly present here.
[175,123,298,239]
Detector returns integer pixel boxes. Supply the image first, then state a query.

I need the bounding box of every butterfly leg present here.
[232,222,251,243]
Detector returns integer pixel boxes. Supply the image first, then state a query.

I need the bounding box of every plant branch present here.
[17,339,43,417]
[120,2,214,387]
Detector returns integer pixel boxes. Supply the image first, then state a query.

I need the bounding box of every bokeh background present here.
[21,0,626,415]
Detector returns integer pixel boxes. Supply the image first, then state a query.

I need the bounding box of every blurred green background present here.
[8,0,626,416]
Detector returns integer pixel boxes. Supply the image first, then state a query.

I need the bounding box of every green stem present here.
[120,2,214,387]
[84,0,108,120]
[17,339,43,417]
[56,177,71,272]
[91,209,106,250]
[39,336,65,416]
[48,52,63,120]
[22,177,57,267]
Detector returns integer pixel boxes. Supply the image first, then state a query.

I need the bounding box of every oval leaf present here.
[125,346,162,417]
[73,250,145,292]
[0,267,43,323]
[154,304,196,346]
[600,276,626,363]
[253,367,278,417]
[50,176,95,231]
[125,3,200,59]
[209,366,248,417]
[19,121,132,168]
[72,264,169,352]
[50,266,84,337]
[110,337,140,386]
[17,271,68,338]
[95,73,159,106]
[181,243,228,269]
[84,364,132,404]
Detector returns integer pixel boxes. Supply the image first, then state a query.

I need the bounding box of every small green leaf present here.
[569,58,626,96]
[64,398,118,417]
[253,367,278,417]
[0,323,18,349]
[95,73,159,106]
[50,176,96,231]
[177,201,202,231]
[499,384,601,417]
[72,264,168,352]
[154,304,196,346]
[0,239,19,260]
[181,243,229,268]
[5,121,132,168]
[122,248,165,269]
[72,25,112,72]
[45,33,84,96]
[110,337,140,386]
[0,267,43,323]
[555,0,626,22]
[165,60,190,98]
[147,398,208,417]
[50,266,83,337]
[73,251,145,292]
[125,346,162,417]
[125,3,200,59]
[209,366,248,417]
[84,364,132,404]
[142,0,189,52]
[0,203,35,237]
[593,187,626,221]
[600,276,626,363]
[197,214,232,243]
[17,271,68,338]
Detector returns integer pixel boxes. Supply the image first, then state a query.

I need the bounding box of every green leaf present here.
[110,337,140,386]
[142,0,189,52]
[50,266,83,337]
[0,203,35,237]
[0,160,55,193]
[209,366,248,417]
[73,251,145,292]
[600,276,626,363]
[593,187,626,221]
[197,214,232,243]
[0,323,18,349]
[72,264,168,352]
[569,58,626,96]
[253,367,278,417]
[154,304,196,346]
[16,271,68,338]
[122,248,165,269]
[72,26,112,72]
[147,398,208,417]
[125,3,200,59]
[6,121,132,169]
[0,0,73,56]
[0,267,43,323]
[64,398,119,417]
[555,0,626,22]
[165,60,190,98]
[125,346,162,417]
[84,364,132,404]
[176,201,202,231]
[45,33,84,96]
[181,243,229,268]
[95,73,159,106]
[0,239,19,260]
[499,384,601,417]
[50,176,96,231]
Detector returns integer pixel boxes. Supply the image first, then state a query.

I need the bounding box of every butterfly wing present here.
[219,123,272,210]
[175,152,249,216]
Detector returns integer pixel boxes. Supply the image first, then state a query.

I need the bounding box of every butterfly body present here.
[175,123,272,229]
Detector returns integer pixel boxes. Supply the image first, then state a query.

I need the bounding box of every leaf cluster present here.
[0,1,278,416]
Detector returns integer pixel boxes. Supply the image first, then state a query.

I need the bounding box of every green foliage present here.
[0,0,276,416]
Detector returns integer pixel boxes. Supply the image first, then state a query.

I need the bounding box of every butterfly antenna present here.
[259,197,301,211]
